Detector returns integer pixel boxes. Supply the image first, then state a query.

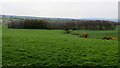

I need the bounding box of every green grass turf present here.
[0,24,2,67]
[2,28,118,66]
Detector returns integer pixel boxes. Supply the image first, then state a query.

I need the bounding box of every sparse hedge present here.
[8,19,116,30]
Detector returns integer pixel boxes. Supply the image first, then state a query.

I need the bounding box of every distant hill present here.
[76,18,118,22]
[0,15,118,23]
[1,15,38,19]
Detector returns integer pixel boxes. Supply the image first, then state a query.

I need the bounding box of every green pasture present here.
[2,26,118,66]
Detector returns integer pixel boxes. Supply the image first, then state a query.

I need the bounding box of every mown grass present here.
[2,28,118,66]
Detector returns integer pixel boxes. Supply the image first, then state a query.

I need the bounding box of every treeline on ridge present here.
[8,19,116,30]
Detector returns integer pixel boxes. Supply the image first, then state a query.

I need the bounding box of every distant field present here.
[2,27,118,66]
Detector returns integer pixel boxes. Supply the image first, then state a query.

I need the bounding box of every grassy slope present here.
[2,28,118,66]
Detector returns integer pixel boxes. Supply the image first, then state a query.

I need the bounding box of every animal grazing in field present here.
[111,37,117,40]
[80,33,88,38]
[102,37,117,40]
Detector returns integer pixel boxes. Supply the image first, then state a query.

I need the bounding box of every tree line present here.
[8,19,116,30]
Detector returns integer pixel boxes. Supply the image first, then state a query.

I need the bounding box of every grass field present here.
[71,30,118,39]
[2,27,118,66]
[0,24,2,67]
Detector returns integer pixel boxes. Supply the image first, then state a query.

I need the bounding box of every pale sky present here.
[1,0,119,19]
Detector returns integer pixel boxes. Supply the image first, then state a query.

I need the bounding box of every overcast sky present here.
[1,0,119,19]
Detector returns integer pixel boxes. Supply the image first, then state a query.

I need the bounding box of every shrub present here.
[65,30,72,34]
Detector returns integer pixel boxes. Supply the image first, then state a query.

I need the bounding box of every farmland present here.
[2,27,118,66]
